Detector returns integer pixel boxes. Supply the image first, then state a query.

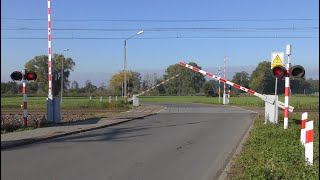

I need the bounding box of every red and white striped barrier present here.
[128,74,180,102]
[22,77,28,127]
[48,0,53,99]
[138,73,180,96]
[305,120,313,165]
[179,62,294,111]
[301,112,308,145]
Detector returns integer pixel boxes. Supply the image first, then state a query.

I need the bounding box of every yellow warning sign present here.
[273,55,282,63]
[271,52,284,69]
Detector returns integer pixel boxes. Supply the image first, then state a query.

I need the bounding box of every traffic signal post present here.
[271,45,305,128]
[22,70,28,127]
[10,69,37,127]
[284,45,292,129]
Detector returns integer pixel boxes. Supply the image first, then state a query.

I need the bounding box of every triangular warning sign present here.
[273,55,282,63]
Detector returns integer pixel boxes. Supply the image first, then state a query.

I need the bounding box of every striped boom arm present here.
[128,74,180,102]
[179,62,294,112]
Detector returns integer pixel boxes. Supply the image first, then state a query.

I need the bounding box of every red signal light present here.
[272,66,286,79]
[24,72,37,81]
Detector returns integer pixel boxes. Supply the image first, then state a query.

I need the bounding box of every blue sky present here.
[1,0,319,86]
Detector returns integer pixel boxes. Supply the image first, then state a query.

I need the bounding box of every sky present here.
[1,0,319,87]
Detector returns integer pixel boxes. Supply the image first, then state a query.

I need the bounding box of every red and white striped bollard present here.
[305,120,313,165]
[301,112,308,145]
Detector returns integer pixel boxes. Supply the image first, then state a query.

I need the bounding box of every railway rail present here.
[1,109,128,115]
[1,108,318,115]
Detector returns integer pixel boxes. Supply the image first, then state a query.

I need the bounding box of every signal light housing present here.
[10,71,23,81]
[10,70,37,81]
[291,65,305,78]
[272,65,286,79]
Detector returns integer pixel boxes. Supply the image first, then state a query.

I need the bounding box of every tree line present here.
[1,54,319,97]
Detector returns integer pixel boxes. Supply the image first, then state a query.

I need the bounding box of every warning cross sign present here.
[271,52,284,69]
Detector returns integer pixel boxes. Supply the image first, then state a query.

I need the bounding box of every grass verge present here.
[226,112,319,179]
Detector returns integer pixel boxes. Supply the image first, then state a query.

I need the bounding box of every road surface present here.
[1,103,256,180]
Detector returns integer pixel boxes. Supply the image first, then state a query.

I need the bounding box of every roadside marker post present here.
[305,120,314,165]
[301,112,308,145]
[109,96,111,103]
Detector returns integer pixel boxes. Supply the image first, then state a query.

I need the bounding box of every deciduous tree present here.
[24,54,75,96]
[164,62,205,95]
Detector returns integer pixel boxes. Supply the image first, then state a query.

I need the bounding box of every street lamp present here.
[61,48,69,103]
[124,30,144,101]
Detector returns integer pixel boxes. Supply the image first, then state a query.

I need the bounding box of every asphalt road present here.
[1,103,257,180]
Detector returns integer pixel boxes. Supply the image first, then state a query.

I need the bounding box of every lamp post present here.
[61,48,69,103]
[124,30,144,101]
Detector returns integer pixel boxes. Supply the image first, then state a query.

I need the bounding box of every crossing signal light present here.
[272,66,286,79]
[291,65,305,78]
[10,71,37,81]
[10,71,23,81]
[25,72,37,81]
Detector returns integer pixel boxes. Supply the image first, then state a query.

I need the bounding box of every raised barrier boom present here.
[179,62,294,112]
[128,74,180,102]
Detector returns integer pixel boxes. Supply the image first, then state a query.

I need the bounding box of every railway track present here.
[1,108,318,115]
[1,109,129,115]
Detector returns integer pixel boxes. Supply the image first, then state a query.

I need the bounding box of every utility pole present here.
[218,66,221,104]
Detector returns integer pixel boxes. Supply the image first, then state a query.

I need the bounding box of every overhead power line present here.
[2,36,318,40]
[1,18,319,22]
[1,27,319,32]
